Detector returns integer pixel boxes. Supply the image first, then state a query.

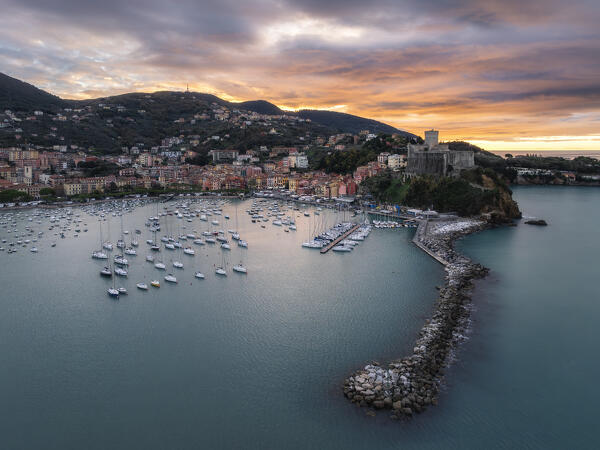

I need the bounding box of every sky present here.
[1,0,600,151]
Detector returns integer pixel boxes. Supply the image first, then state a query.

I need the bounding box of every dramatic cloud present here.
[1,0,600,149]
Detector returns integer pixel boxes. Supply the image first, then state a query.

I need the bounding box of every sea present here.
[1,188,598,449]
[489,150,600,160]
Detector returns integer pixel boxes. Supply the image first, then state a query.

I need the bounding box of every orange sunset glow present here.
[2,0,600,150]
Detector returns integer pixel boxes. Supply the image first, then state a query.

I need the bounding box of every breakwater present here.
[343,218,490,419]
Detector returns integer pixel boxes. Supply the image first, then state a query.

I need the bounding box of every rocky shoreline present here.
[343,218,490,419]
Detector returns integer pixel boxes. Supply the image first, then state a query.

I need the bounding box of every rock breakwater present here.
[343,219,489,419]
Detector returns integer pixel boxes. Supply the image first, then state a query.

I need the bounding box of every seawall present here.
[343,218,489,419]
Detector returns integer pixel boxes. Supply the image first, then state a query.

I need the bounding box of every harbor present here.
[3,188,600,449]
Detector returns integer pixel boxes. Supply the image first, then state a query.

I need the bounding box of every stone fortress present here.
[406,130,474,177]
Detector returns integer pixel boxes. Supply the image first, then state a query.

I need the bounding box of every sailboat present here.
[231,202,241,240]
[172,244,184,268]
[232,263,247,273]
[107,269,119,297]
[92,221,108,259]
[103,219,113,251]
[215,250,227,276]
[164,273,177,283]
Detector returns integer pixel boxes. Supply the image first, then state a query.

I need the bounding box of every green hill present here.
[0,72,416,153]
[0,72,66,112]
[298,110,413,137]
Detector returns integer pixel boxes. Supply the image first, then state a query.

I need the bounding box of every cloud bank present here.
[2,0,600,148]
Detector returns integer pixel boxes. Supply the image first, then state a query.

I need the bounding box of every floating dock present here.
[320,224,361,254]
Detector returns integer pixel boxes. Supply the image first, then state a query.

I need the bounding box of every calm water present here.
[490,150,600,159]
[1,188,599,449]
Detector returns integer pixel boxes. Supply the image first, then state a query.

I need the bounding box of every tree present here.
[39,187,56,196]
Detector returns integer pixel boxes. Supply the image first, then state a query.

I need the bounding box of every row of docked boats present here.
[372,220,418,229]
[301,222,357,249]
[331,224,372,252]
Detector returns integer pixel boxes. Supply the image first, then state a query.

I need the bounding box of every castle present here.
[406,130,474,177]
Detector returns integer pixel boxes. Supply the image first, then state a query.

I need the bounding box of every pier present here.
[412,220,450,265]
[320,224,360,254]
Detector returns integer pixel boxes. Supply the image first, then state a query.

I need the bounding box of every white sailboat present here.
[107,269,119,297]
[232,263,247,273]
[164,274,177,283]
[215,251,227,276]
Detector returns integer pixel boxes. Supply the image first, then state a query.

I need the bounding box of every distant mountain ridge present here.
[0,72,413,137]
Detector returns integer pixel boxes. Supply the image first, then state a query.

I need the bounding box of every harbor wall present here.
[343,218,489,418]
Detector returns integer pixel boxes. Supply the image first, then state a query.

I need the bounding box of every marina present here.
[320,223,360,253]
[0,196,403,299]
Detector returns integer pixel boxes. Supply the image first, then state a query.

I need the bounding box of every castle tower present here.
[424,129,439,149]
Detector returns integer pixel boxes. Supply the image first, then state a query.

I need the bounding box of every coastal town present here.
[3,95,599,211]
[0,98,419,204]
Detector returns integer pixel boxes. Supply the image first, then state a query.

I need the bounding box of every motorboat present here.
[136,283,149,290]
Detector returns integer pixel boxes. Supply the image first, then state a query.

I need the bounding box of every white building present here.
[387,154,406,170]
[377,152,390,165]
[296,155,308,169]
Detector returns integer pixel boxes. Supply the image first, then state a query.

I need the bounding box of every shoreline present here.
[343,218,490,419]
